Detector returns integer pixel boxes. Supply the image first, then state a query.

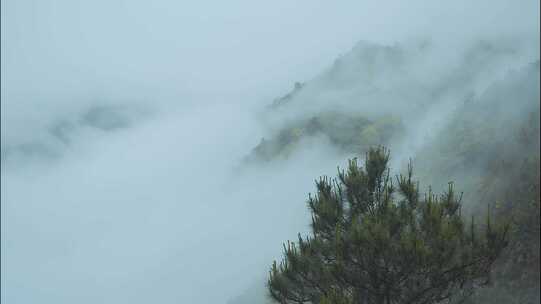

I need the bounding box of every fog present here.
[1,0,539,303]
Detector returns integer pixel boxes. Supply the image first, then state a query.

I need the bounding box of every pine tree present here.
[268,146,509,304]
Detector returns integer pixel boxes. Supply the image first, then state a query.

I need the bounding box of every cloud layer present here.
[1,0,539,303]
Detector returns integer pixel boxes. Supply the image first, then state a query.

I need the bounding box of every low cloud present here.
[1,0,539,303]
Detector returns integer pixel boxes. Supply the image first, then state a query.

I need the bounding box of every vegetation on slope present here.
[233,42,539,304]
[268,147,509,304]
[411,62,540,304]
[246,112,402,163]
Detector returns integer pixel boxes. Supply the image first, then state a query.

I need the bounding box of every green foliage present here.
[268,147,509,304]
[409,65,540,303]
[465,110,540,304]
[247,113,402,163]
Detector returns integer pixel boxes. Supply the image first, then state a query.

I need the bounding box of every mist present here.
[1,0,539,303]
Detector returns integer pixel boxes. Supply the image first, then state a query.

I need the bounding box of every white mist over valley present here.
[1,1,539,303]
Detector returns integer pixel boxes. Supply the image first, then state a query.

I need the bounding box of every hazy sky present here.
[3,0,537,104]
[3,0,538,146]
[1,1,539,303]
